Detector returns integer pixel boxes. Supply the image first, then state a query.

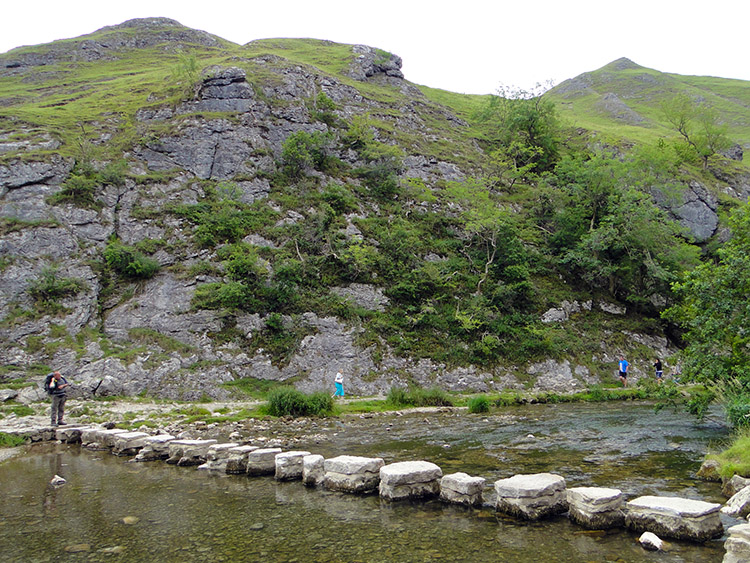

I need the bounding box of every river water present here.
[0,401,740,562]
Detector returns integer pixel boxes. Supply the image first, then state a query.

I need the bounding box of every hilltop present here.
[0,18,748,403]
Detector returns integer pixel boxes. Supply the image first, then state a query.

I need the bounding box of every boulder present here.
[697,458,722,481]
[302,454,325,487]
[625,495,723,542]
[111,431,151,456]
[724,523,750,563]
[380,461,443,501]
[197,443,240,471]
[274,450,311,481]
[722,486,750,518]
[224,445,259,474]
[566,486,625,529]
[638,531,663,551]
[723,475,750,498]
[439,472,485,506]
[494,473,567,520]
[323,455,384,494]
[134,434,176,461]
[246,447,282,476]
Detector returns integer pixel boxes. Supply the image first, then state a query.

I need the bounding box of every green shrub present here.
[28,267,86,311]
[104,239,160,279]
[386,386,454,407]
[468,395,490,413]
[265,387,334,417]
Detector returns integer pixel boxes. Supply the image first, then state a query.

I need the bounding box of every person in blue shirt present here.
[618,356,629,387]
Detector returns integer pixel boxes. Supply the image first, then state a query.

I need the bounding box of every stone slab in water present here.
[166,439,217,466]
[82,428,129,449]
[111,432,151,456]
[323,455,384,494]
[722,486,750,518]
[625,495,723,542]
[380,461,443,501]
[275,450,311,481]
[724,523,750,563]
[224,445,258,474]
[134,434,176,461]
[303,454,325,486]
[440,472,485,506]
[246,447,282,476]
[494,473,567,520]
[197,443,240,471]
[566,486,624,529]
[55,426,90,444]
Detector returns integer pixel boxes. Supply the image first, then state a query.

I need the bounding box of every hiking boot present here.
[57,422,66,426]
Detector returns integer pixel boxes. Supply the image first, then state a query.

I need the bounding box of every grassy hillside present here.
[1,20,749,398]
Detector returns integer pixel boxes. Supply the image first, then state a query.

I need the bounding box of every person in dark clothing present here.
[654,358,663,383]
[46,371,69,426]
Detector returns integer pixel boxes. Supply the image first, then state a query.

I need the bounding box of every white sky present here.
[1,0,748,95]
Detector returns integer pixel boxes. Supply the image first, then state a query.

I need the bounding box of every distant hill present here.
[546,57,750,150]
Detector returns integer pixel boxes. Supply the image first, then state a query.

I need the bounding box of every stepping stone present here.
[246,448,282,476]
[625,495,723,542]
[494,473,567,520]
[111,432,151,456]
[275,450,311,480]
[302,454,325,486]
[440,472,485,506]
[224,445,259,474]
[380,460,443,501]
[197,443,240,471]
[166,439,217,466]
[724,523,750,563]
[567,486,625,529]
[134,434,176,461]
[323,455,384,494]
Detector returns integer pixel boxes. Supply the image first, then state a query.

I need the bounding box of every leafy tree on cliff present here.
[661,94,732,169]
[664,202,750,425]
[477,83,561,182]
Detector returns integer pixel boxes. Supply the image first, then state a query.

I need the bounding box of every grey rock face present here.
[347,45,404,81]
[651,181,719,242]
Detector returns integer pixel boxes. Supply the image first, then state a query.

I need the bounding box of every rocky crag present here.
[0,19,744,402]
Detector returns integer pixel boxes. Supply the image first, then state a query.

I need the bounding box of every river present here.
[0,401,740,562]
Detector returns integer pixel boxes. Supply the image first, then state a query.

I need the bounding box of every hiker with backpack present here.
[44,371,70,426]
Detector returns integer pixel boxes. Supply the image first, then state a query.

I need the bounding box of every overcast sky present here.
[1,0,747,95]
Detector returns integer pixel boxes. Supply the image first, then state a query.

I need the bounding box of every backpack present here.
[43,373,55,395]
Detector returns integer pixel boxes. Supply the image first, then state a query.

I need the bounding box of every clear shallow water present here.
[0,402,739,562]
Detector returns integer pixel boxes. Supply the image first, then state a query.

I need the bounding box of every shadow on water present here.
[0,401,739,562]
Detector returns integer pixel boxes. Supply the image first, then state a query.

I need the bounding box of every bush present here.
[386,386,454,407]
[265,387,334,417]
[468,395,490,413]
[104,239,160,279]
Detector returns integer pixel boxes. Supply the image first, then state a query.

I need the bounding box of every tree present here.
[664,202,750,413]
[661,94,732,169]
[477,83,561,181]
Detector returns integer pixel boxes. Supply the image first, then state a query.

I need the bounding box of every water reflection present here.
[0,402,737,562]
